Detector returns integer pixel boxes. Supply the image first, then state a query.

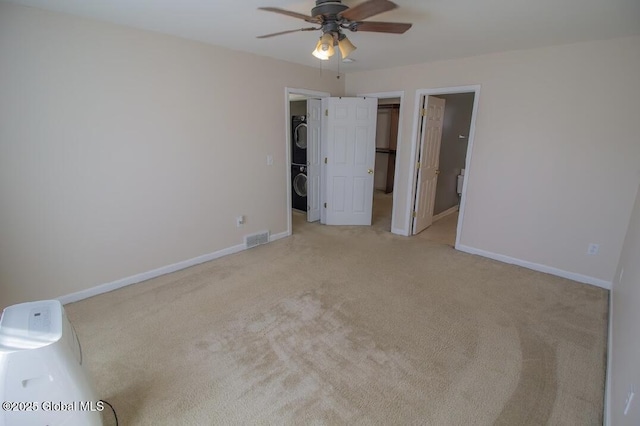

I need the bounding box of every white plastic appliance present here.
[0,300,103,425]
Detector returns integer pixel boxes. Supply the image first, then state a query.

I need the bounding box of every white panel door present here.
[306,98,322,222]
[413,96,446,234]
[324,97,378,226]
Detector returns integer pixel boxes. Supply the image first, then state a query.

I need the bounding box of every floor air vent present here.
[245,231,270,249]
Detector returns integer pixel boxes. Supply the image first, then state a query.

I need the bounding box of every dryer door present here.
[293,122,308,164]
[293,172,307,197]
[294,123,308,149]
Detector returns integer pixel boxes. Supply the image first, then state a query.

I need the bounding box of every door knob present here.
[368,169,374,174]
[435,170,440,175]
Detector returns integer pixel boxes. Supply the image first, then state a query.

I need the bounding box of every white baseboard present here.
[456,244,612,289]
[270,230,289,242]
[433,206,459,222]
[58,232,288,305]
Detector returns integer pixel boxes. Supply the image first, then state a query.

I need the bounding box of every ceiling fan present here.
[257,0,412,60]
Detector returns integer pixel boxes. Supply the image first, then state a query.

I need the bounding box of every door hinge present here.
[412,212,417,218]
[324,203,327,208]
[325,109,328,116]
[420,108,427,117]
[416,161,421,169]
[324,157,327,164]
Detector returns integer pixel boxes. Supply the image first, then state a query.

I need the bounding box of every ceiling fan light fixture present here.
[320,32,334,51]
[312,33,335,60]
[338,35,357,59]
[312,39,331,60]
[258,0,413,60]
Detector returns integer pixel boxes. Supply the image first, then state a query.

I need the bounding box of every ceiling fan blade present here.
[340,0,397,22]
[353,21,412,34]
[257,27,319,39]
[258,7,320,24]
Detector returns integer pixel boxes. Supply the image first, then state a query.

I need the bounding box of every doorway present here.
[285,88,404,235]
[407,85,481,248]
[372,98,400,232]
[285,88,330,236]
[357,91,406,234]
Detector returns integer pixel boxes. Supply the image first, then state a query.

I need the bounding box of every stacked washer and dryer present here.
[291,115,308,212]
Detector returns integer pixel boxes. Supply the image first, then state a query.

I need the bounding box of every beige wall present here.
[346,36,640,285]
[0,3,343,309]
[610,183,640,425]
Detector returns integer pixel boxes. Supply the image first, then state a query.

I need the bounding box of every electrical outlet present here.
[266,155,273,166]
[236,215,245,227]
[624,385,635,416]
[587,243,599,255]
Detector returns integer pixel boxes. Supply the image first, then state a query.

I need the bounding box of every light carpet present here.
[67,204,608,425]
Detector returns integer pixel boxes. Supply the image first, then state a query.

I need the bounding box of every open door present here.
[307,99,322,222]
[413,96,446,234]
[323,97,378,226]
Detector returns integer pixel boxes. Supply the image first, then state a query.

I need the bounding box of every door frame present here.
[406,85,481,248]
[356,90,406,235]
[285,87,330,236]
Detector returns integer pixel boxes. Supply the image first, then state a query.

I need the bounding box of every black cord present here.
[99,399,119,426]
[69,321,83,365]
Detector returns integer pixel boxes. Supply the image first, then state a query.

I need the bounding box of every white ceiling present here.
[8,0,640,72]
